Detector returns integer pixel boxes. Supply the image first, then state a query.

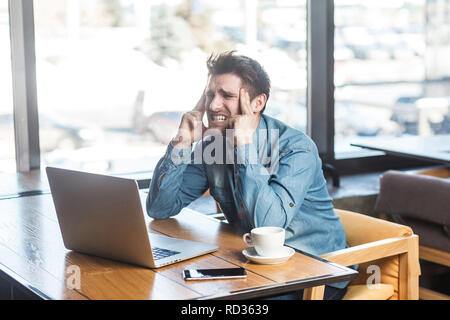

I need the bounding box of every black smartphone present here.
[183,267,247,280]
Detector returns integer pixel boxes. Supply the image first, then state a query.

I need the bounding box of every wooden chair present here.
[416,166,450,179]
[303,209,420,300]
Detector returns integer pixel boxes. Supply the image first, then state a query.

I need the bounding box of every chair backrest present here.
[334,209,415,300]
[374,170,450,253]
[335,208,413,247]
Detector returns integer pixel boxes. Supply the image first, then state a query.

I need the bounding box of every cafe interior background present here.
[0,0,449,299]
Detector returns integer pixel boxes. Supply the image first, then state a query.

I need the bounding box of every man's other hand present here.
[228,88,260,147]
[172,90,207,149]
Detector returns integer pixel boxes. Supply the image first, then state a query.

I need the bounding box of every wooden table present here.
[0,170,49,199]
[0,192,357,300]
[351,134,450,165]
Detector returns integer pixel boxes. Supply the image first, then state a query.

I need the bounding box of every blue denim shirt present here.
[147,115,350,289]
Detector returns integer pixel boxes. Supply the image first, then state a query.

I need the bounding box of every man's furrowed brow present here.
[218,88,238,97]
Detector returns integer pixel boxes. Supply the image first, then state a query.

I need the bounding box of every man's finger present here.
[227,116,236,129]
[193,89,207,114]
[239,88,252,115]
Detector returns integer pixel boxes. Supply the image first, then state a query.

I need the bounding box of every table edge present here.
[197,269,358,300]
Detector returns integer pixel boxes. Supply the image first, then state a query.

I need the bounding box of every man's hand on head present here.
[228,88,261,147]
[172,89,207,149]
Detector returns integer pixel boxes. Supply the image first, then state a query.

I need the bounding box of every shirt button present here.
[289,202,295,207]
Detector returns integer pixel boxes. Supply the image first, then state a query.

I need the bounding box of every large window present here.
[7,0,447,175]
[0,1,15,173]
[33,0,307,174]
[334,0,450,159]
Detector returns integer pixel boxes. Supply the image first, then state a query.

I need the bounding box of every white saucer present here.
[242,246,295,265]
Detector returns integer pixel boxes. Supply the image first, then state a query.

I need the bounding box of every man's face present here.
[205,73,243,133]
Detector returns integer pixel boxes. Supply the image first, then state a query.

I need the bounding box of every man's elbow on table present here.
[145,196,174,220]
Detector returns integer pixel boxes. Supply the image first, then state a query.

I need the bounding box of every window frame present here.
[9,0,40,172]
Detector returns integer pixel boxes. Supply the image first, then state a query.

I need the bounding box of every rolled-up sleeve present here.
[146,142,208,219]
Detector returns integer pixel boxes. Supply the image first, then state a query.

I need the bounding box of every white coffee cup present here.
[242,227,285,257]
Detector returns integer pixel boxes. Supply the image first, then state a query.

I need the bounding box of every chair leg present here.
[303,285,325,300]
[399,235,420,300]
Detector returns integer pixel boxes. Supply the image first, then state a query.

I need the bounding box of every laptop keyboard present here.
[152,247,180,261]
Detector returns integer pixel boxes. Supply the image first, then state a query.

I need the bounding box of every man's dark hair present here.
[206,51,271,112]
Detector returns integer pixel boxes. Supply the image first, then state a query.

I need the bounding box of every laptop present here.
[46,166,218,268]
